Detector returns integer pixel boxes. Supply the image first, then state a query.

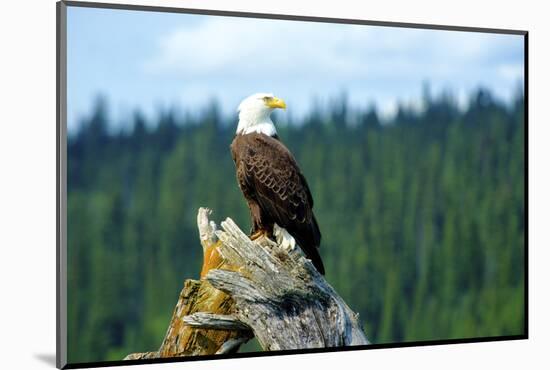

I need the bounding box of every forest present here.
[67,88,525,363]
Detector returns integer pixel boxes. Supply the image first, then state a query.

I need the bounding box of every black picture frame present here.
[56,1,528,368]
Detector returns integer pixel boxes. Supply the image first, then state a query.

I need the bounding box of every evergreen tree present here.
[67,88,525,362]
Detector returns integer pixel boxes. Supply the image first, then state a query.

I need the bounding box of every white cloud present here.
[67,7,525,128]
[140,17,524,118]
[144,18,369,80]
[147,19,521,77]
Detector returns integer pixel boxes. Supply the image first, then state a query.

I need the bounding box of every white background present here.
[0,0,547,369]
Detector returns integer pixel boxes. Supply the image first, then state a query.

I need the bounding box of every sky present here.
[66,6,524,133]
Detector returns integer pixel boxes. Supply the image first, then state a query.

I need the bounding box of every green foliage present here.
[67,89,525,363]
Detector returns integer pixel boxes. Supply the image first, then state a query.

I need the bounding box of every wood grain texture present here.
[124,207,368,360]
[202,216,369,350]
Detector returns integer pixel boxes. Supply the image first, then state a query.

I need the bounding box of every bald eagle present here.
[230,93,325,275]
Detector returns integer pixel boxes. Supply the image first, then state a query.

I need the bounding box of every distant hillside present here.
[67,89,525,362]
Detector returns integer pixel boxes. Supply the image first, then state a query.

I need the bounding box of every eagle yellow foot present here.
[250,230,267,241]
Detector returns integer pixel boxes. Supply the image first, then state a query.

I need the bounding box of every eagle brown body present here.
[230,132,325,274]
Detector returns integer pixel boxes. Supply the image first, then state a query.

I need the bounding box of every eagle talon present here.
[250,230,265,241]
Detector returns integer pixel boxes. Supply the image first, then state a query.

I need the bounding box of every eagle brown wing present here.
[231,133,324,274]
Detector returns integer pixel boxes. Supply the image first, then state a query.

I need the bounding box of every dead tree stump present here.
[124,207,368,360]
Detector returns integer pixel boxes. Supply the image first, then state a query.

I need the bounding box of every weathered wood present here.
[123,351,159,360]
[124,207,368,360]
[183,312,251,331]
[202,216,369,350]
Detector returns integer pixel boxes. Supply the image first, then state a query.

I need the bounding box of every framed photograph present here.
[57,1,527,368]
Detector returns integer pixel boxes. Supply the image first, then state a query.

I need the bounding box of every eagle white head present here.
[236,93,286,136]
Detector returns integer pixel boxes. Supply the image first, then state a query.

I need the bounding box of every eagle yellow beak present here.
[266,96,287,110]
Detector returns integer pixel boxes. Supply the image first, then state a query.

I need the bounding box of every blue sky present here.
[67,6,524,133]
